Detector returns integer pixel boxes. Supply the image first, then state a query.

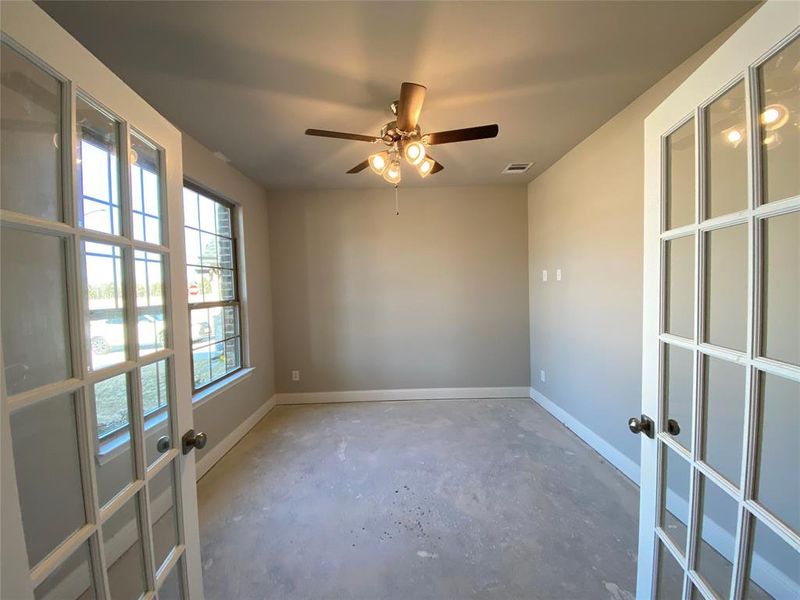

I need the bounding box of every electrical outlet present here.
[556,269,562,281]
[540,369,546,383]
[291,370,300,382]
[542,270,548,282]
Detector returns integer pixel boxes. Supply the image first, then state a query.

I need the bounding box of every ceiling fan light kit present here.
[305,81,499,186]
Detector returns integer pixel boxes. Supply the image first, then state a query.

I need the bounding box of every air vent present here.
[501,162,533,174]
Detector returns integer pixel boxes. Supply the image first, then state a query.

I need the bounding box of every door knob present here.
[182,429,208,454]
[156,436,170,453]
[628,414,654,438]
[666,419,681,436]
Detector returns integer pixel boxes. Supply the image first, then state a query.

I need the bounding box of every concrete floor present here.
[197,398,639,600]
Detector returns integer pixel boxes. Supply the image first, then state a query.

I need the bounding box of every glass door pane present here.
[758,36,799,205]
[0,43,62,221]
[667,119,696,230]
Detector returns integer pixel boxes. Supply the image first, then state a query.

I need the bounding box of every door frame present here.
[639,2,800,599]
[0,2,203,598]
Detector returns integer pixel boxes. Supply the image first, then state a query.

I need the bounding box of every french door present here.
[638,3,799,599]
[1,3,203,599]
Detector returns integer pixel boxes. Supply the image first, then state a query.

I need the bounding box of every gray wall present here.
[268,185,529,393]
[526,16,753,469]
[181,134,275,461]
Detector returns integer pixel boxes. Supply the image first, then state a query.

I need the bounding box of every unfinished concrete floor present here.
[197,398,639,600]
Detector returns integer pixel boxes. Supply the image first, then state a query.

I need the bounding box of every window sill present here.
[192,367,255,409]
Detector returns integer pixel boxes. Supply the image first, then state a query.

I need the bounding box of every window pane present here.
[762,211,799,366]
[77,97,120,235]
[701,356,745,487]
[663,344,693,450]
[666,119,695,230]
[0,43,62,221]
[215,202,232,237]
[756,373,800,535]
[34,540,96,600]
[191,308,211,348]
[695,476,737,598]
[198,193,218,233]
[209,343,227,382]
[745,518,799,599]
[665,235,695,339]
[159,557,185,600]
[208,306,239,344]
[10,393,86,567]
[135,251,166,356]
[1,227,71,395]
[94,373,134,506]
[656,539,684,599]
[192,346,212,389]
[218,236,235,270]
[759,36,799,204]
[661,444,691,556]
[705,224,748,352]
[200,232,219,268]
[142,359,171,468]
[131,132,162,244]
[706,81,748,218]
[104,495,147,600]
[85,242,126,370]
[150,464,178,571]
[184,227,201,268]
[224,337,241,374]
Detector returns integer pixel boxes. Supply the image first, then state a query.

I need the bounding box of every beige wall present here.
[181,134,275,461]
[268,185,529,393]
[526,14,755,467]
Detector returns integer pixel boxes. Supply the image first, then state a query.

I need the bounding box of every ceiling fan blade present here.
[424,124,499,145]
[346,159,370,174]
[396,82,427,131]
[305,128,378,143]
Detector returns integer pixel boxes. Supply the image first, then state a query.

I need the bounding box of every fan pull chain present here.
[394,184,400,215]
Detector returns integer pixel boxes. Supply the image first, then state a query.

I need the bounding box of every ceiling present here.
[38,1,755,190]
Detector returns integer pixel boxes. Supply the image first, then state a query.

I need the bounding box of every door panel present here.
[1,3,202,598]
[640,4,799,599]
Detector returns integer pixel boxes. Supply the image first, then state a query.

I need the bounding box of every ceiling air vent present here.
[501,162,534,174]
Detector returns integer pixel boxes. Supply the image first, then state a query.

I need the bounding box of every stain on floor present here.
[197,398,639,599]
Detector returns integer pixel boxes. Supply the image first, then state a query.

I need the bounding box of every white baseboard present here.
[276,386,530,405]
[195,394,277,480]
[529,387,641,484]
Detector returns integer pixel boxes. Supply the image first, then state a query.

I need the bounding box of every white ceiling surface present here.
[38,1,754,190]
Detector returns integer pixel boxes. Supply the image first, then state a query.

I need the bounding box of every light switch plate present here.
[291,370,300,381]
[542,270,548,282]
[556,269,562,281]
[540,370,546,383]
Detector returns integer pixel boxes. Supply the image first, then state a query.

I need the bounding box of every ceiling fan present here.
[305,82,499,185]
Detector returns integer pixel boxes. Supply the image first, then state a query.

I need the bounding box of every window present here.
[74,94,170,446]
[183,184,242,392]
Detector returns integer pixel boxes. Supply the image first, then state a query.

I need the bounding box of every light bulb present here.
[404,140,426,165]
[383,160,401,184]
[417,157,435,178]
[369,151,389,175]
